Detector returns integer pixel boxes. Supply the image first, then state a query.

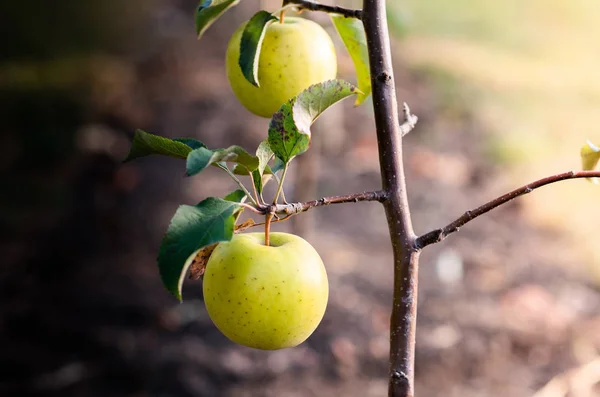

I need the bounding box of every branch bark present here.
[362,1,419,397]
[415,170,600,249]
[272,190,387,215]
[282,0,362,19]
[241,190,388,216]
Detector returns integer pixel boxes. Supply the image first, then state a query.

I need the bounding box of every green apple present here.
[226,16,338,118]
[202,232,329,350]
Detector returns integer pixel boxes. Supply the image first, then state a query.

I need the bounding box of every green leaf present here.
[331,15,371,106]
[292,79,358,136]
[174,138,206,150]
[223,189,247,203]
[271,157,285,174]
[158,197,239,300]
[124,129,205,162]
[224,189,247,221]
[239,10,277,87]
[256,139,274,175]
[268,80,358,163]
[231,141,278,195]
[232,164,251,175]
[186,146,259,177]
[252,140,274,194]
[268,101,307,164]
[250,169,263,196]
[195,0,240,39]
[581,139,600,184]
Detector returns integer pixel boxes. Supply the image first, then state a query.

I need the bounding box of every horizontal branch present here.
[415,170,600,249]
[251,190,387,216]
[282,0,362,19]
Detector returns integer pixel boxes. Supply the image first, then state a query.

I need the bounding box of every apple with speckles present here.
[202,232,329,350]
[225,16,338,118]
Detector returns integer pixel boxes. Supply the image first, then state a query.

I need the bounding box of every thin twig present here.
[272,172,288,204]
[222,166,259,206]
[400,103,418,137]
[272,163,289,204]
[282,0,362,19]
[245,166,264,205]
[272,189,387,214]
[238,202,263,214]
[242,190,387,216]
[415,170,600,249]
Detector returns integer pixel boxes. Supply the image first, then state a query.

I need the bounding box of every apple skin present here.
[202,232,329,350]
[226,17,338,118]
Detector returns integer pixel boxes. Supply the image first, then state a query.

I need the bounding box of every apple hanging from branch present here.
[203,232,329,350]
[226,13,338,118]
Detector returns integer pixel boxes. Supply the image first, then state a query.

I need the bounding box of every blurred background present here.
[2,0,600,396]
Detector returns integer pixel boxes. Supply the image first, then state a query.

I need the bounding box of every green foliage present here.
[256,139,274,176]
[123,80,356,299]
[223,189,247,203]
[331,15,372,105]
[268,80,358,164]
[123,5,368,301]
[174,138,207,150]
[195,0,240,39]
[268,101,309,164]
[239,11,277,87]
[223,189,248,221]
[186,146,259,177]
[124,129,205,162]
[158,198,240,301]
[252,139,275,194]
[292,79,359,135]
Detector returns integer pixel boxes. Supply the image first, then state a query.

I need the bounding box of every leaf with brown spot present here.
[159,198,239,300]
[188,243,217,280]
[268,80,358,163]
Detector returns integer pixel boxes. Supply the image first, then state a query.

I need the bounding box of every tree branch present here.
[400,103,418,137]
[270,189,387,215]
[282,0,362,19]
[248,190,387,217]
[362,1,419,397]
[415,170,600,249]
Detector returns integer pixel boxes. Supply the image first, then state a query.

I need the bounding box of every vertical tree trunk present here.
[361,1,420,396]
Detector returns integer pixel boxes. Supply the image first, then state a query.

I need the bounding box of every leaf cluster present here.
[124,78,358,300]
[122,1,371,300]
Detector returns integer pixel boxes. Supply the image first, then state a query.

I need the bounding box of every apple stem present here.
[264,213,273,246]
[279,10,285,23]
